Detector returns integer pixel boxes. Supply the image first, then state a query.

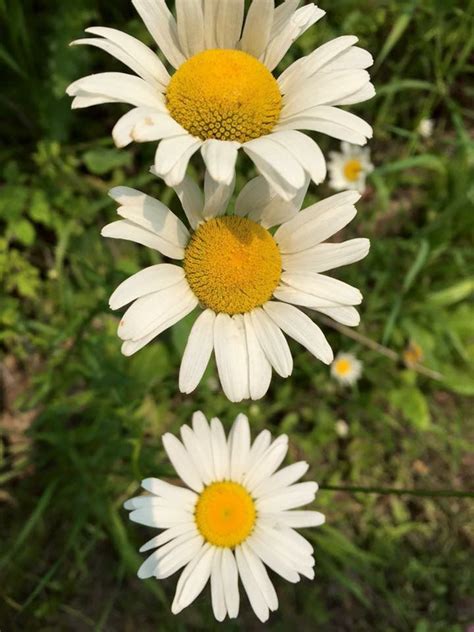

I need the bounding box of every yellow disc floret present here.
[184,216,282,315]
[343,159,362,182]
[166,49,282,142]
[195,481,256,548]
[334,358,352,376]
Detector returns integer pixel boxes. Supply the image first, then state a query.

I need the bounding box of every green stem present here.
[319,484,474,498]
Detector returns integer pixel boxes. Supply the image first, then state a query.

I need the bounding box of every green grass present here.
[1,0,474,630]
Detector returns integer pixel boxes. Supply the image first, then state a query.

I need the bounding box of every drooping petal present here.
[66,72,164,109]
[263,302,334,365]
[172,544,214,614]
[214,314,250,402]
[172,175,205,229]
[201,140,239,186]
[249,308,293,378]
[234,546,269,623]
[179,309,215,395]
[203,171,236,220]
[243,313,272,400]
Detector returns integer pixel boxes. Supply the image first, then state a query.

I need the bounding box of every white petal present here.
[278,36,358,93]
[180,425,214,485]
[246,429,272,472]
[243,313,272,401]
[263,5,325,71]
[211,548,226,621]
[131,111,186,142]
[215,0,244,49]
[162,432,204,492]
[175,0,204,58]
[257,523,314,570]
[337,81,375,106]
[239,0,274,59]
[263,302,333,364]
[101,219,184,260]
[141,478,198,505]
[129,506,192,529]
[282,238,370,273]
[228,413,251,482]
[214,314,250,402]
[279,272,362,306]
[172,175,204,229]
[240,543,278,611]
[235,546,269,623]
[66,72,164,109]
[201,140,239,186]
[282,105,372,143]
[191,412,215,479]
[275,190,360,253]
[203,0,219,49]
[317,305,360,326]
[222,549,240,618]
[276,510,326,528]
[283,69,370,112]
[139,523,197,552]
[118,279,197,341]
[109,185,190,242]
[246,532,299,583]
[132,0,185,69]
[252,461,309,498]
[256,481,318,512]
[179,309,215,395]
[109,264,184,310]
[203,171,235,219]
[235,175,307,228]
[243,136,306,202]
[249,308,293,378]
[81,26,169,87]
[172,544,214,614]
[137,531,198,578]
[244,435,288,492]
[268,129,326,185]
[112,107,159,148]
[154,535,205,579]
[210,416,230,481]
[273,285,343,310]
[153,135,202,186]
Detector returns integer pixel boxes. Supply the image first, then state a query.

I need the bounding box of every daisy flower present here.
[124,411,325,622]
[330,351,362,385]
[102,173,370,401]
[417,118,434,139]
[67,0,374,200]
[328,141,374,193]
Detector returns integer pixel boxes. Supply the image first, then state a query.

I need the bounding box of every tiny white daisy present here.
[124,412,325,622]
[102,174,370,401]
[417,118,434,139]
[67,0,374,200]
[328,141,374,193]
[330,352,362,385]
[335,419,349,437]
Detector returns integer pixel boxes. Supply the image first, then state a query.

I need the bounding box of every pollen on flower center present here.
[334,359,351,376]
[343,159,362,182]
[183,216,282,315]
[195,481,256,548]
[166,49,282,142]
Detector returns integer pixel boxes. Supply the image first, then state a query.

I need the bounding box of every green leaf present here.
[428,279,474,306]
[83,148,132,175]
[388,386,431,430]
[12,218,35,246]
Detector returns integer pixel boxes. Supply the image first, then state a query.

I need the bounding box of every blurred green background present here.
[1,0,473,630]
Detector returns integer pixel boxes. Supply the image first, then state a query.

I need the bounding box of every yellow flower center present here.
[343,159,363,182]
[195,481,256,548]
[166,49,282,142]
[334,358,352,376]
[183,216,282,315]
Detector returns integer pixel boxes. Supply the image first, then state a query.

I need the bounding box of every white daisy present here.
[102,173,370,402]
[124,411,325,622]
[330,351,362,385]
[66,0,374,200]
[328,141,374,193]
[417,118,434,139]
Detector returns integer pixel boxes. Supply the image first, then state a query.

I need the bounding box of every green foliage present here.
[1,1,473,631]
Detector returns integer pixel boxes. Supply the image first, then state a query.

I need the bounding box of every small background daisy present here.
[330,351,363,385]
[328,141,374,193]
